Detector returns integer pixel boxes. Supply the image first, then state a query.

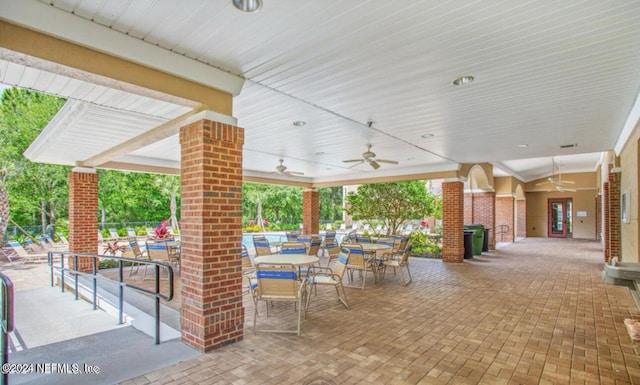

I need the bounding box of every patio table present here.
[254,254,319,266]
[357,243,392,281]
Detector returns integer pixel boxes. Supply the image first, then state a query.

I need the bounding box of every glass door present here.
[548,198,572,238]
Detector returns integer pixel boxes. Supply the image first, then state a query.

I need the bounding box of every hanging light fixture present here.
[233,0,262,13]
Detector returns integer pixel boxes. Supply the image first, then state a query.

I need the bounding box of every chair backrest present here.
[325,241,340,260]
[281,242,307,254]
[8,240,30,257]
[339,223,346,230]
[333,248,350,279]
[255,264,299,299]
[145,240,170,262]
[241,245,254,270]
[128,239,145,259]
[253,239,272,256]
[296,235,312,244]
[376,238,396,249]
[341,244,365,267]
[324,230,336,243]
[285,231,299,241]
[37,236,52,250]
[126,228,136,237]
[356,236,371,243]
[108,228,119,239]
[57,233,69,244]
[399,242,413,264]
[307,236,322,256]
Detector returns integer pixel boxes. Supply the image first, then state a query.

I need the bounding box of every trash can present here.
[463,230,474,259]
[464,224,484,256]
[482,228,490,252]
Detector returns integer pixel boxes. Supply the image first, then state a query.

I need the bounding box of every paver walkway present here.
[3,238,640,384]
[119,238,640,385]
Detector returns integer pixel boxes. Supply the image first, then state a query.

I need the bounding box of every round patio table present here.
[254,254,319,266]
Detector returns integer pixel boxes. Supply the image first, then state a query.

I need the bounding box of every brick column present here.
[68,168,99,273]
[179,118,244,352]
[495,196,514,243]
[472,191,496,250]
[608,174,621,261]
[603,181,610,262]
[463,192,473,224]
[516,199,526,239]
[442,181,464,263]
[302,188,320,235]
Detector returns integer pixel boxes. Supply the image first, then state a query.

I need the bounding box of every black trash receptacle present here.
[464,224,484,255]
[482,228,490,252]
[463,230,474,259]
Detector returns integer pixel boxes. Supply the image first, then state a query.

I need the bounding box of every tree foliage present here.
[345,180,439,235]
[0,88,68,232]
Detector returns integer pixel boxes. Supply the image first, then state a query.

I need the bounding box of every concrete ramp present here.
[9,327,200,385]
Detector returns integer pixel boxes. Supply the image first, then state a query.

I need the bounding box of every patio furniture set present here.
[246,233,413,335]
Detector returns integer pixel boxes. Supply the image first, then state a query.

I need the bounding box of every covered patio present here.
[112,238,640,385]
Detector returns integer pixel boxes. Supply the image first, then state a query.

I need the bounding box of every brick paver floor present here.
[114,238,640,385]
[4,238,640,384]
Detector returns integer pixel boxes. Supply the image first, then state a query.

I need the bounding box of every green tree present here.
[319,186,343,222]
[0,87,68,232]
[345,180,436,235]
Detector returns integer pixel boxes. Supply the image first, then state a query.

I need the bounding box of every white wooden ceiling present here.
[2,0,640,185]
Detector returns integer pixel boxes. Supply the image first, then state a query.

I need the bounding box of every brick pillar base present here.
[302,189,320,235]
[68,168,99,273]
[180,118,245,352]
[442,181,464,263]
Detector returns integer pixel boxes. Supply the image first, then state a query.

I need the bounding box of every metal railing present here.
[48,252,173,345]
[0,273,14,385]
[497,224,510,242]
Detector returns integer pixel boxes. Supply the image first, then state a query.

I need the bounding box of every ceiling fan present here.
[269,159,304,177]
[535,157,575,188]
[343,144,399,170]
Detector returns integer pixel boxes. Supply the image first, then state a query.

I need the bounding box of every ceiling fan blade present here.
[347,161,365,169]
[536,181,551,186]
[343,159,363,163]
[557,180,575,184]
[286,171,304,176]
[370,160,380,170]
[376,159,399,165]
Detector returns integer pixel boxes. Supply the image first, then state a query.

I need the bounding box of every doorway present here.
[548,198,573,238]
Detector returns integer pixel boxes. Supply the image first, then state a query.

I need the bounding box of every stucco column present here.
[442,180,464,263]
[179,115,244,352]
[302,188,320,235]
[68,167,99,273]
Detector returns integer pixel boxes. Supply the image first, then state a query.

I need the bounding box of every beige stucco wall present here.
[619,122,639,262]
[525,172,598,239]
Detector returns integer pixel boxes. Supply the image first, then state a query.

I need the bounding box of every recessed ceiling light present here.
[421,133,434,139]
[452,75,474,86]
[232,0,262,12]
[516,144,528,148]
[293,121,306,127]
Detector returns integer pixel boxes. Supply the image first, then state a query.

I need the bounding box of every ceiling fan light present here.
[452,75,474,86]
[232,0,262,13]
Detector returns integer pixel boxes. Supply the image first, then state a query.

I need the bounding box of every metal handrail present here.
[0,272,14,385]
[48,251,173,345]
[496,224,510,242]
